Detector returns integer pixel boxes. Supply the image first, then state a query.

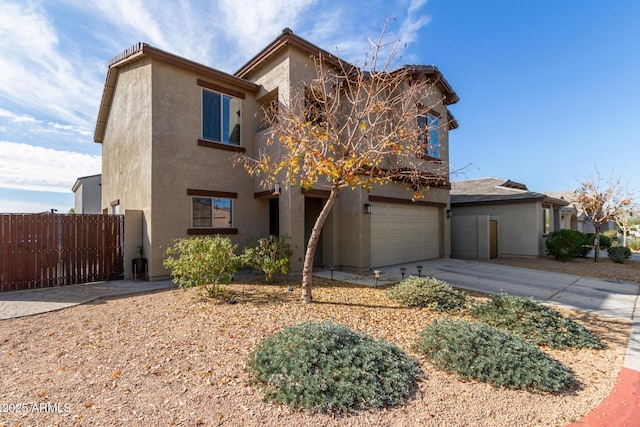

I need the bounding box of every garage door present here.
[371,203,440,267]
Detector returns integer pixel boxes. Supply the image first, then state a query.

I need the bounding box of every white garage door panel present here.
[371,203,440,267]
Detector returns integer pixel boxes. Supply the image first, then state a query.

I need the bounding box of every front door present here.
[490,220,498,258]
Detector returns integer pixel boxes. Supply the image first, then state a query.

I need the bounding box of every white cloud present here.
[0,141,101,193]
[0,108,92,138]
[215,0,317,63]
[0,1,102,128]
[397,0,431,54]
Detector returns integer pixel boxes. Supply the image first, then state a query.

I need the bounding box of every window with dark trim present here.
[202,89,241,145]
[543,205,552,234]
[418,112,440,159]
[192,197,233,228]
[187,189,238,235]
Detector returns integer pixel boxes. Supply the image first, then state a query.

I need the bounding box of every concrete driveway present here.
[377,258,640,320]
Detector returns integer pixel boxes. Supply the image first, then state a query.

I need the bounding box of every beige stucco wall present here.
[100,58,153,275]
[451,202,543,258]
[146,60,268,280]
[74,174,102,214]
[101,40,456,277]
[241,45,453,271]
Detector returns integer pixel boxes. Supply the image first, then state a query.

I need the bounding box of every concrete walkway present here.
[0,279,175,320]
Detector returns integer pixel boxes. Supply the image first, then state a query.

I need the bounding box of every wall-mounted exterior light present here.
[364,203,373,214]
[273,182,282,195]
[446,209,452,219]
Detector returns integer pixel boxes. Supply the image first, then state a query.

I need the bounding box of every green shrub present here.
[603,230,619,247]
[545,230,585,261]
[471,294,603,349]
[413,319,576,392]
[598,234,612,249]
[630,239,640,251]
[387,276,468,313]
[163,236,239,297]
[241,235,292,283]
[246,321,421,413]
[607,246,632,263]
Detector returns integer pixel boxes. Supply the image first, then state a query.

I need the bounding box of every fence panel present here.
[0,213,123,292]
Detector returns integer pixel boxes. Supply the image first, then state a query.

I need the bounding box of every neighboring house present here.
[450,178,567,259]
[546,190,617,234]
[94,28,460,280]
[71,174,102,214]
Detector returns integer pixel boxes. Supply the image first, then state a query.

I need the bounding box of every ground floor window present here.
[542,205,551,234]
[192,197,233,228]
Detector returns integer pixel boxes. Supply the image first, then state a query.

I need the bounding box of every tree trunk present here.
[594,226,600,263]
[301,185,340,303]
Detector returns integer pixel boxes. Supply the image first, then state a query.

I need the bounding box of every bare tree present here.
[238,26,453,303]
[614,202,637,247]
[574,172,632,262]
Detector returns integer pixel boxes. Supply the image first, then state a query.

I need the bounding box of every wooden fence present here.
[0,213,124,292]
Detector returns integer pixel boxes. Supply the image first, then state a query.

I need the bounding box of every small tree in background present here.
[574,172,632,262]
[615,203,637,247]
[238,24,456,303]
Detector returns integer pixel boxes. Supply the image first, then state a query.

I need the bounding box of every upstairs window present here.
[202,89,241,145]
[418,113,439,159]
[305,88,326,125]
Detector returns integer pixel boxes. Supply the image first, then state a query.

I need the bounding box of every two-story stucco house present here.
[94,29,459,280]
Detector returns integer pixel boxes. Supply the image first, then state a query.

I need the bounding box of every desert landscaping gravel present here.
[0,268,632,427]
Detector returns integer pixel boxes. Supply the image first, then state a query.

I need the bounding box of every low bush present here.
[630,239,640,251]
[607,246,632,263]
[241,235,292,283]
[387,276,468,313]
[598,233,612,250]
[602,230,619,247]
[413,318,576,392]
[163,236,239,297]
[470,294,603,349]
[246,321,421,413]
[545,230,585,261]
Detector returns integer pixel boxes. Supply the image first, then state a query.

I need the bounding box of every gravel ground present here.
[0,266,632,427]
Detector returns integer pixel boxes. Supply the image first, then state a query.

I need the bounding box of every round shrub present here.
[598,233,612,249]
[163,236,239,297]
[246,321,421,413]
[545,229,585,261]
[413,318,576,392]
[387,276,468,312]
[471,294,603,349]
[607,246,631,263]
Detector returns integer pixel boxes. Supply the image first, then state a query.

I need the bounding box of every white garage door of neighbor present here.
[371,203,440,267]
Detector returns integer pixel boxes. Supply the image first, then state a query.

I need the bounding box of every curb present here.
[567,367,640,426]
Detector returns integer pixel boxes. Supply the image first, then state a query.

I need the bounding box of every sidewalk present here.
[0,279,175,320]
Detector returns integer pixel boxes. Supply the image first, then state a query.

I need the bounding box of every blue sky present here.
[0,0,638,212]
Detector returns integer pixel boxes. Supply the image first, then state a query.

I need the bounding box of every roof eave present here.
[235,28,351,78]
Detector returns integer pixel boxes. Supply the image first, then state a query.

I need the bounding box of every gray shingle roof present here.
[451,178,566,206]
